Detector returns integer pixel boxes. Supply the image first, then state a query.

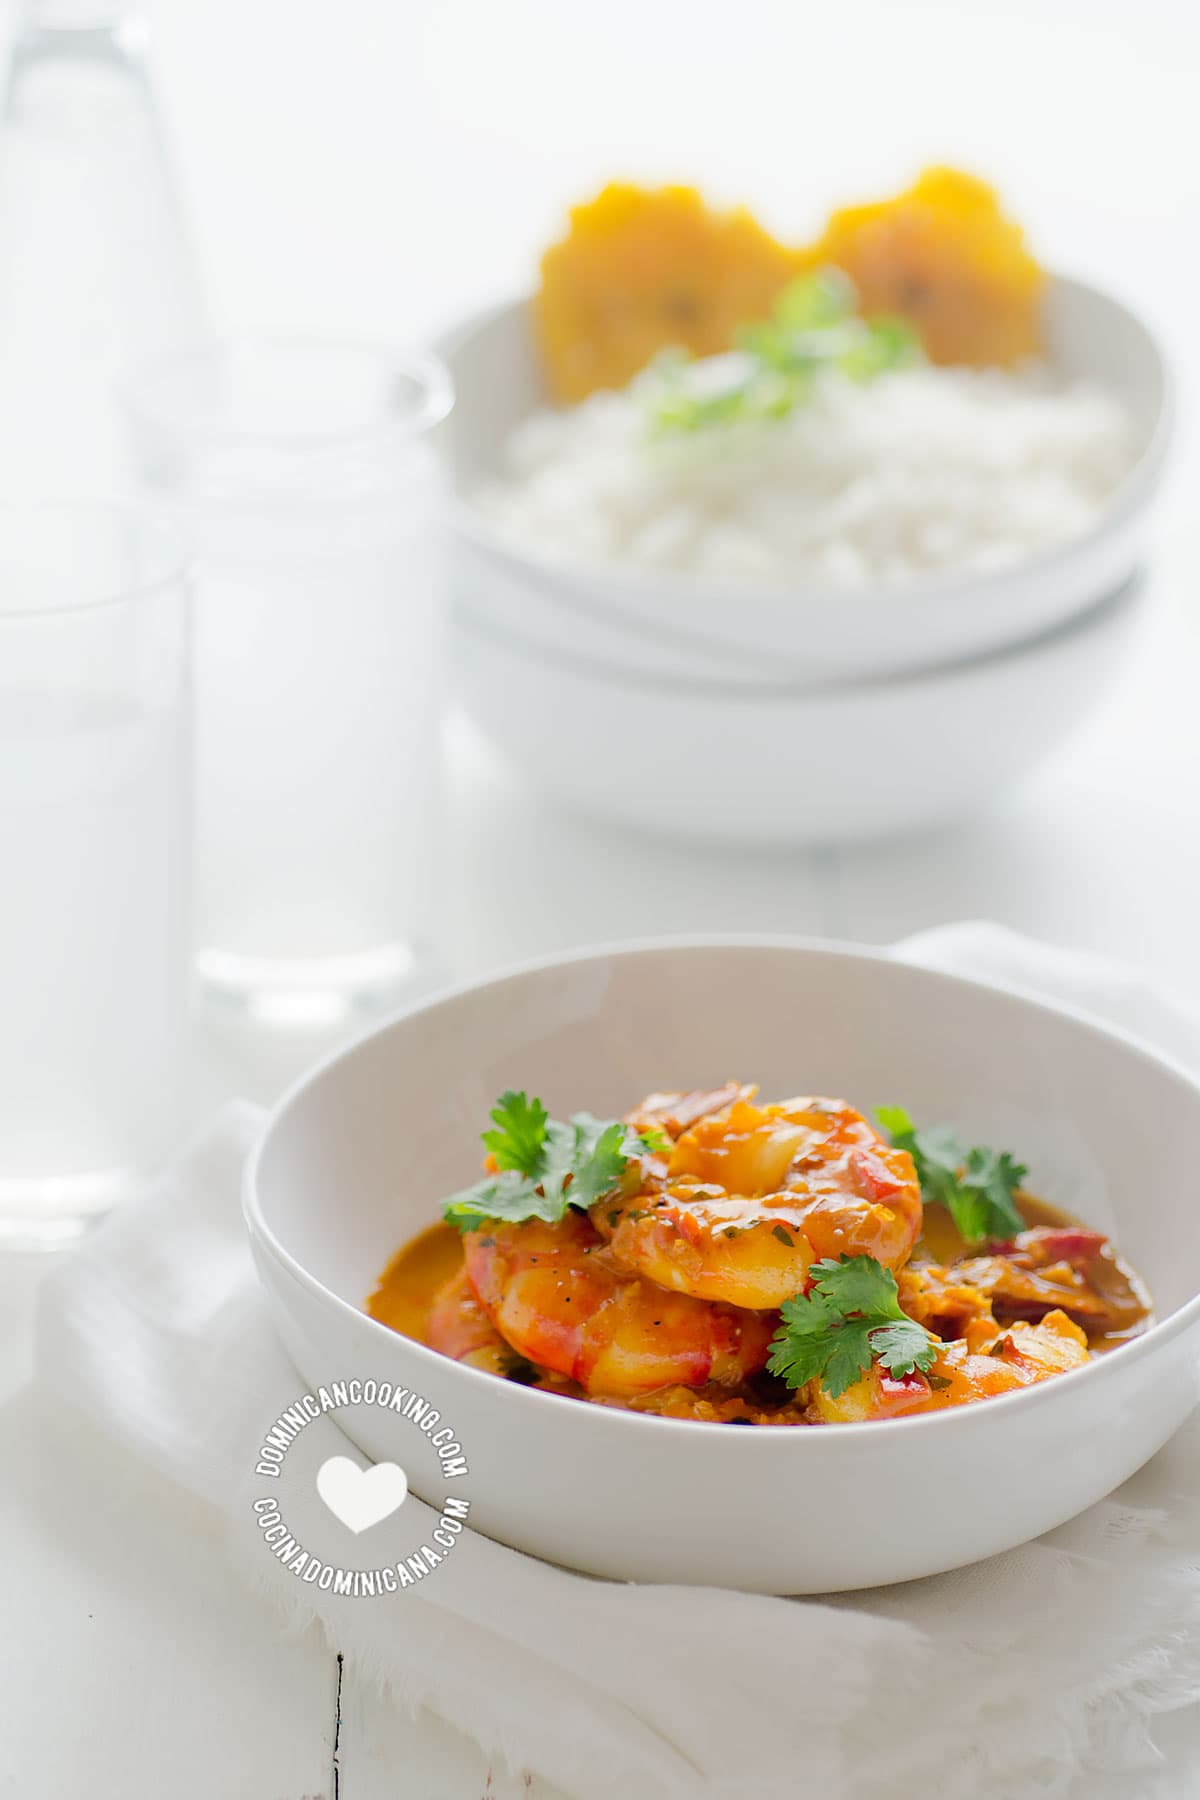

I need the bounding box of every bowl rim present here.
[456,565,1143,704]
[437,276,1174,622]
[244,933,1200,1448]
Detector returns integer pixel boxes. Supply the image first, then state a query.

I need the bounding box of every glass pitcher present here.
[0,0,206,492]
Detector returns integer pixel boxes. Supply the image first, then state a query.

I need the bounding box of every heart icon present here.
[316,1456,408,1534]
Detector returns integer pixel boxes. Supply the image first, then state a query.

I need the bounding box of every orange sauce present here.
[914,1190,1065,1266]
[366,1221,464,1342]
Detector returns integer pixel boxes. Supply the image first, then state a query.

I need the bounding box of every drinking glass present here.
[130,339,454,1026]
[0,501,191,1247]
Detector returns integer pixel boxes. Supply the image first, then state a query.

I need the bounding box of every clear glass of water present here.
[130,340,453,1027]
[0,501,191,1247]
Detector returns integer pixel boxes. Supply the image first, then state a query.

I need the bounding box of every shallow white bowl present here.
[438,281,1170,687]
[246,938,1200,1594]
[455,574,1143,848]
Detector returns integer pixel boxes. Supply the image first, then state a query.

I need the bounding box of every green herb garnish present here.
[482,1090,549,1175]
[442,1090,660,1232]
[767,1254,938,1398]
[876,1105,1027,1246]
[641,269,920,438]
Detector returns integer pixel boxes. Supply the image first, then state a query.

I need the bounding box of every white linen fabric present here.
[33,925,1200,1800]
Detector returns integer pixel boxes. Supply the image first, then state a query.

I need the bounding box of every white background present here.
[150,0,1200,360]
[5,2,1200,1795]
[140,0,1200,1010]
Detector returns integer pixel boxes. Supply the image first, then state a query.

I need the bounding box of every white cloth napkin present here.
[32,925,1200,1800]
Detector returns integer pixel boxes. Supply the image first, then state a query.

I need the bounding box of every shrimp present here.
[814,1309,1091,1422]
[595,1090,922,1310]
[461,1211,774,1397]
[425,1267,516,1376]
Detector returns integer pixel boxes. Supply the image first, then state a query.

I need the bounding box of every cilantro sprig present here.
[767,1255,938,1398]
[442,1090,664,1232]
[641,268,920,439]
[877,1105,1026,1246]
[481,1091,548,1174]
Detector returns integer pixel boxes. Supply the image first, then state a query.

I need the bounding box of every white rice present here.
[475,361,1137,590]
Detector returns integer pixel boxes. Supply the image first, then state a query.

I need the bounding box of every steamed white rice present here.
[476,361,1137,590]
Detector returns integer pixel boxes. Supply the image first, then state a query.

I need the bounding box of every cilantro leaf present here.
[637,1123,671,1157]
[767,1254,938,1398]
[867,1319,940,1380]
[804,1253,896,1316]
[481,1091,549,1177]
[839,314,920,382]
[960,1147,1026,1241]
[877,1107,1027,1246]
[534,1115,635,1214]
[642,269,922,438]
[443,1096,657,1233]
[441,1169,565,1233]
[874,1103,916,1139]
[764,1292,843,1391]
[774,267,856,331]
[821,1320,879,1399]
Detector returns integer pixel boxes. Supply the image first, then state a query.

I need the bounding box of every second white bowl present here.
[455,575,1144,848]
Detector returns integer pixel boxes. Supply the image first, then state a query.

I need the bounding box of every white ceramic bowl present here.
[246,938,1200,1594]
[438,281,1171,687]
[455,574,1143,848]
